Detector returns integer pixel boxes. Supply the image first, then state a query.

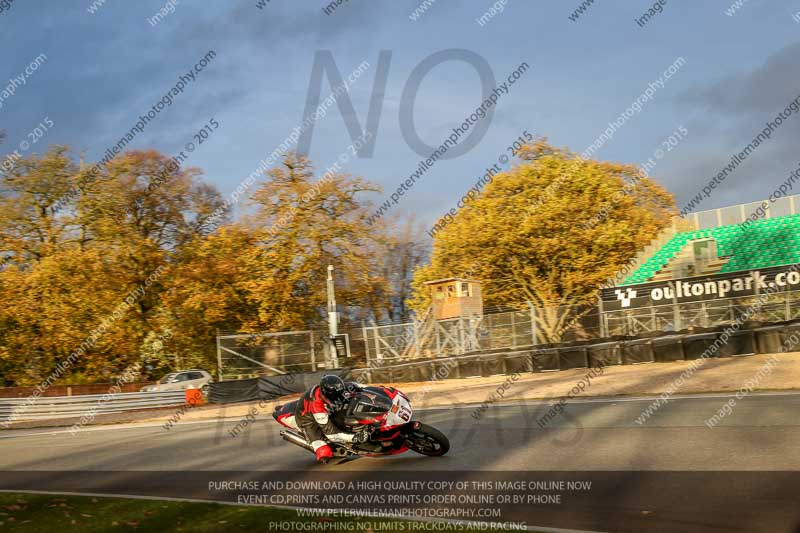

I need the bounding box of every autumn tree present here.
[0,148,227,384]
[0,146,82,266]
[373,217,428,323]
[410,138,676,342]
[0,147,91,384]
[0,142,465,384]
[74,150,227,374]
[156,224,261,374]
[244,153,389,331]
[155,153,423,372]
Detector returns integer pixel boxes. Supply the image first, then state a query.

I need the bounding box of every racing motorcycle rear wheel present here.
[405,422,449,457]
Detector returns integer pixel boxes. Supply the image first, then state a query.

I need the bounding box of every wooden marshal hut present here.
[424,278,483,320]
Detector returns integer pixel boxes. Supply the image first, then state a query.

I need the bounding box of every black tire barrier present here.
[350,368,370,383]
[209,378,259,404]
[779,323,800,350]
[588,341,621,368]
[389,365,415,384]
[257,369,351,401]
[533,348,560,371]
[683,333,720,360]
[622,338,655,365]
[431,360,457,380]
[369,369,390,383]
[755,326,784,354]
[416,362,435,382]
[457,358,482,378]
[210,369,352,404]
[415,365,431,382]
[652,335,685,363]
[559,347,589,370]
[717,330,756,357]
[480,354,506,377]
[504,351,534,375]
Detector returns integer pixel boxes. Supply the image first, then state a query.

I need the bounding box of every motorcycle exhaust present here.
[280,430,315,452]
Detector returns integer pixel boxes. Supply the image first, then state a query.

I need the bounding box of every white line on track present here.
[450,389,800,408]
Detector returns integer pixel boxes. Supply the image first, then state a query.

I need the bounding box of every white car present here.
[140,369,213,395]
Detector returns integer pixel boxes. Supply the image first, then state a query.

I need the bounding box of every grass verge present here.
[0,492,509,532]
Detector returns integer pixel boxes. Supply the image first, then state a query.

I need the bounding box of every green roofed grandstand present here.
[622,213,800,285]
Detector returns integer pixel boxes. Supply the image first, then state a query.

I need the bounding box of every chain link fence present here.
[359,304,601,367]
[216,288,799,377]
[603,289,800,337]
[216,330,325,380]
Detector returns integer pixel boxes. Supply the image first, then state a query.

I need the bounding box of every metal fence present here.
[215,287,799,374]
[215,305,606,376]
[216,330,324,380]
[216,327,372,380]
[360,305,601,366]
[0,390,186,422]
[361,316,483,363]
[690,194,800,230]
[215,312,538,377]
[603,288,800,337]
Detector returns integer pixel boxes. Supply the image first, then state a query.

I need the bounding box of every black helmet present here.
[320,375,346,405]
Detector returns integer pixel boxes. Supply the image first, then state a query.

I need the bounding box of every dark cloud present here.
[667,42,800,210]
[679,41,800,116]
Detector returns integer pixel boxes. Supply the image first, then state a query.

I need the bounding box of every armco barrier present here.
[0,390,187,423]
[0,381,156,399]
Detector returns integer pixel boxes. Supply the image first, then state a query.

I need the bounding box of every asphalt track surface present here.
[2,392,800,532]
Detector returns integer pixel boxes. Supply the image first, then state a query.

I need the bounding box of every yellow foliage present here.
[409,139,676,315]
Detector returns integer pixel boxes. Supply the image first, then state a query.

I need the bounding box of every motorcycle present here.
[272,385,449,461]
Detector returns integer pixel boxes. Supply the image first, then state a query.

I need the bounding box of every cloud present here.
[667,42,800,209]
[680,41,800,116]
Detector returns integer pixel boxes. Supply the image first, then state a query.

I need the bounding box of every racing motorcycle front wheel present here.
[404,422,450,457]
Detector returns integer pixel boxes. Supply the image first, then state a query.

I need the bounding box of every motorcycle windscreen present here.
[350,393,391,414]
[344,393,392,427]
[384,394,413,429]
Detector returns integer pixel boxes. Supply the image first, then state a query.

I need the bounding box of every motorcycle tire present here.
[405,422,450,457]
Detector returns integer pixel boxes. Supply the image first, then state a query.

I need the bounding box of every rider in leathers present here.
[295,375,375,462]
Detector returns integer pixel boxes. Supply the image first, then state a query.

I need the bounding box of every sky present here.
[1,0,800,230]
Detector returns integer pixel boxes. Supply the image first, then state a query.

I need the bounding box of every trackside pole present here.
[216,328,223,381]
[327,264,340,369]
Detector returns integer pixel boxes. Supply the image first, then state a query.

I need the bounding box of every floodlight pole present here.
[326,264,340,368]
[216,329,223,381]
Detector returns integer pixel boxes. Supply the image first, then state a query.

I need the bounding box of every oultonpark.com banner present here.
[602,264,800,311]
